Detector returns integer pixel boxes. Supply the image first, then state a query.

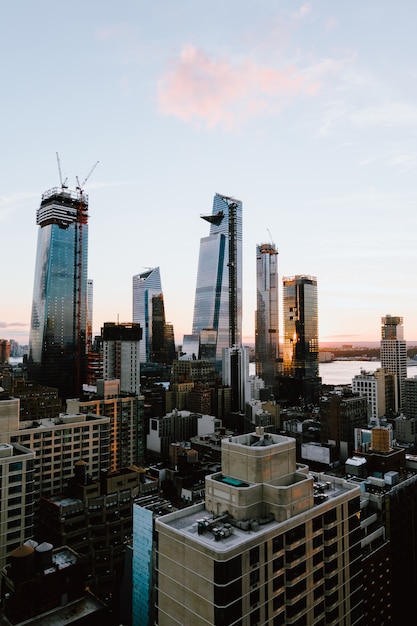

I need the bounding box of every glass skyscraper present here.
[255,242,280,386]
[191,193,242,370]
[282,275,319,379]
[28,186,88,400]
[132,267,163,363]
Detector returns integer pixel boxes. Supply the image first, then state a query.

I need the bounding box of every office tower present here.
[255,242,280,387]
[133,267,165,363]
[380,314,407,412]
[222,345,250,414]
[28,185,89,400]
[352,368,395,420]
[155,429,362,625]
[281,275,319,404]
[191,193,243,369]
[0,442,35,569]
[101,322,142,396]
[282,275,318,378]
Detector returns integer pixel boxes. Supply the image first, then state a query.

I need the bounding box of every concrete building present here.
[351,368,395,420]
[0,442,35,569]
[404,375,417,418]
[67,379,145,471]
[380,314,407,412]
[320,391,368,460]
[155,429,363,625]
[101,322,142,396]
[1,392,110,506]
[1,543,108,625]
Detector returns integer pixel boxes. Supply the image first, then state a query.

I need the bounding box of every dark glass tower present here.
[28,186,88,400]
[255,242,280,387]
[280,275,320,405]
[192,193,243,370]
[282,275,319,379]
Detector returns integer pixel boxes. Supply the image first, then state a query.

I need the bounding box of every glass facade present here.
[132,267,164,363]
[282,275,319,378]
[192,193,242,370]
[255,243,280,386]
[28,188,88,400]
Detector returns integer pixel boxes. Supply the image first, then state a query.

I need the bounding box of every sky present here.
[1,1,417,347]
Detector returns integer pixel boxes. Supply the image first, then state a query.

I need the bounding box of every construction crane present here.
[55,152,68,189]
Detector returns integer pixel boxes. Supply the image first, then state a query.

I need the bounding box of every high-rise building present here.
[133,267,165,363]
[380,314,407,412]
[222,345,250,414]
[87,278,93,348]
[280,275,319,404]
[255,242,280,387]
[67,379,145,470]
[0,442,35,569]
[404,376,417,418]
[282,275,319,379]
[191,193,242,370]
[155,429,363,625]
[101,322,142,396]
[28,186,89,400]
[352,368,395,420]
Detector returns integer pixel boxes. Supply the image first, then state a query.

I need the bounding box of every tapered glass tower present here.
[192,193,242,370]
[255,242,280,386]
[133,267,164,363]
[28,186,88,400]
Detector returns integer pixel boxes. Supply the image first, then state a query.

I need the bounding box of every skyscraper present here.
[380,314,407,412]
[28,185,89,400]
[282,275,319,379]
[133,267,165,363]
[101,322,142,396]
[191,193,242,370]
[255,242,280,387]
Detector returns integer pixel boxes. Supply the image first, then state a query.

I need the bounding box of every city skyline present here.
[2,2,417,346]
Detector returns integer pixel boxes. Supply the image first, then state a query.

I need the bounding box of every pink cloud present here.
[294,3,312,19]
[157,45,322,130]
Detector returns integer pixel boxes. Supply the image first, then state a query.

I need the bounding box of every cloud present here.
[351,102,417,128]
[0,192,38,221]
[157,45,323,130]
[293,3,312,19]
[0,322,28,328]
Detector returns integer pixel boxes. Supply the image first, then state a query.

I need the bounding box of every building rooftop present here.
[157,473,358,553]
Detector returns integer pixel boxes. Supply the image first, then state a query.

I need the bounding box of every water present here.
[319,360,417,386]
[249,360,417,386]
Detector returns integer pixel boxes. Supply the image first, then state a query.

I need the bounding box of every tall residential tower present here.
[380,314,407,412]
[28,185,89,400]
[255,242,280,387]
[191,193,242,370]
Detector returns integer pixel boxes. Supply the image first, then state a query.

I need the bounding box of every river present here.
[319,360,417,386]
